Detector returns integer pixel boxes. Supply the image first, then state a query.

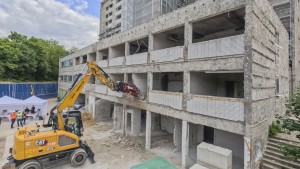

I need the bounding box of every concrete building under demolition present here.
[59,0,300,168]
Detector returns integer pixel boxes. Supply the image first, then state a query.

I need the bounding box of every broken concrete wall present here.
[113,103,123,130]
[244,0,289,168]
[132,73,147,93]
[94,99,112,121]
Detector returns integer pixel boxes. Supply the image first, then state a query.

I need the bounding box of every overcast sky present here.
[0,0,101,49]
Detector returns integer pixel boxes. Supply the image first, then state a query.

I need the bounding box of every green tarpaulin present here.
[131,156,178,169]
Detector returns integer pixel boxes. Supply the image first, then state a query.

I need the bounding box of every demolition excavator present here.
[3,61,140,169]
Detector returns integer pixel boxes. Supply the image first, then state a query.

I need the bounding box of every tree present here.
[0,32,68,82]
[68,47,78,54]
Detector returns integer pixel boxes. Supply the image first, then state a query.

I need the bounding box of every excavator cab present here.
[64,110,84,137]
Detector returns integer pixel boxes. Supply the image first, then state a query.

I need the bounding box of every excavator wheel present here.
[18,160,41,169]
[70,148,87,167]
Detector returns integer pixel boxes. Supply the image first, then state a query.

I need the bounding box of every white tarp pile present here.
[0,95,48,120]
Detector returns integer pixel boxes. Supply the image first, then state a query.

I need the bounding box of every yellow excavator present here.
[3,61,140,169]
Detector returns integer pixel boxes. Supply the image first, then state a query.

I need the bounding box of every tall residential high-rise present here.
[99,0,195,40]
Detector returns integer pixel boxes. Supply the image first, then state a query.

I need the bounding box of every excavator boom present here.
[54,61,140,130]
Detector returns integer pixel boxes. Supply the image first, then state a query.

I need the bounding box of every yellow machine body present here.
[12,126,79,161]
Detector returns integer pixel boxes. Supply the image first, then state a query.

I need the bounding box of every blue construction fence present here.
[0,82,58,99]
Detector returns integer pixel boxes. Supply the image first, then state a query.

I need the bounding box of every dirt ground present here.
[0,137,5,159]
[0,99,181,169]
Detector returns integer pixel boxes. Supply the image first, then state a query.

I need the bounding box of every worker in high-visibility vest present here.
[17,111,23,127]
[10,111,17,129]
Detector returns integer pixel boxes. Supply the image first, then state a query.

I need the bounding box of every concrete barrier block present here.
[189,164,209,169]
[197,142,232,169]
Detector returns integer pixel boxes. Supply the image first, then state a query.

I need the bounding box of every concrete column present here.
[148,33,154,52]
[147,72,153,91]
[183,71,190,110]
[182,120,189,169]
[244,137,251,169]
[184,21,193,61]
[113,103,123,130]
[124,42,130,66]
[124,73,128,83]
[146,111,152,150]
[122,104,127,136]
[88,95,96,118]
[80,56,83,64]
[173,119,182,152]
[147,72,153,101]
[125,42,130,56]
[87,53,91,61]
[108,47,113,59]
[96,51,100,61]
[131,108,141,136]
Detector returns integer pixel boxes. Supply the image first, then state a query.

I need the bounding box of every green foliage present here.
[280,118,300,133]
[280,144,300,161]
[269,121,283,136]
[286,87,300,116]
[0,32,68,82]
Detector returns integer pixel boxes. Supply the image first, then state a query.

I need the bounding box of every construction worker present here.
[11,111,17,129]
[17,111,23,127]
[22,111,27,125]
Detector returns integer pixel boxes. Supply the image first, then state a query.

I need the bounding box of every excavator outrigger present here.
[3,61,140,169]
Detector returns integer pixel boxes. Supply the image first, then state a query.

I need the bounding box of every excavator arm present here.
[52,61,140,130]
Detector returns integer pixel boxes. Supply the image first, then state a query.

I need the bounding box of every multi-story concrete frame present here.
[269,0,300,94]
[60,0,290,168]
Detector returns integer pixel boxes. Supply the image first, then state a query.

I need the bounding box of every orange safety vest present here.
[11,112,16,119]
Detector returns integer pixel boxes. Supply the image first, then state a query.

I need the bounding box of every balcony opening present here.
[75,57,80,65]
[111,43,125,58]
[153,72,183,93]
[129,37,148,55]
[150,114,182,166]
[214,129,244,169]
[126,107,145,136]
[89,52,97,62]
[192,8,245,43]
[186,123,206,167]
[82,55,87,64]
[129,73,147,96]
[99,48,109,60]
[190,72,244,98]
[110,73,124,82]
[153,26,184,50]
